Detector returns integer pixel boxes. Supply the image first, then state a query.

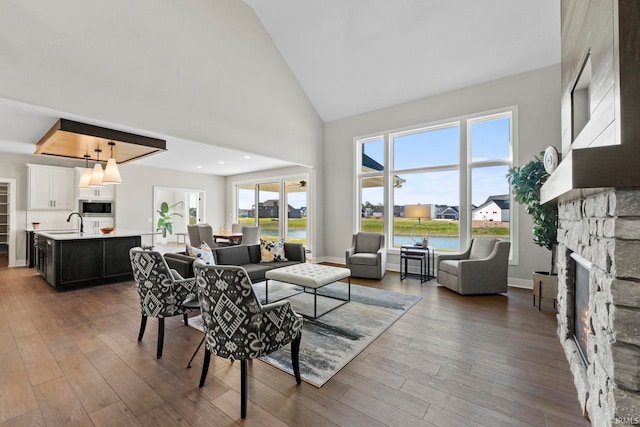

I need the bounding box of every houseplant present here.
[506,152,559,306]
[156,201,183,243]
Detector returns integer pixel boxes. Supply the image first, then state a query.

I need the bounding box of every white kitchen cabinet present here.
[75,168,114,200]
[85,217,115,234]
[28,164,75,210]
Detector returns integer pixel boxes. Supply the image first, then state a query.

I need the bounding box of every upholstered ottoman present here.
[265,264,351,318]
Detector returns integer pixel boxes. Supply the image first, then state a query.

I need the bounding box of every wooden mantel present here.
[541,0,640,203]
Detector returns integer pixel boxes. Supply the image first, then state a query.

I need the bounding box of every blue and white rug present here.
[189,280,422,387]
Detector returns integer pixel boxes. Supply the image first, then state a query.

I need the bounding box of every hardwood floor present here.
[0,256,590,426]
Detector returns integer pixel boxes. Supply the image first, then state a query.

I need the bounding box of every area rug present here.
[188,281,421,387]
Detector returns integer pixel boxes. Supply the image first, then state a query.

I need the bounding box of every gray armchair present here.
[437,237,510,295]
[345,232,387,279]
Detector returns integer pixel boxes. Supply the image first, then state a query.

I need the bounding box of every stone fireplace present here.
[541,2,640,424]
[556,190,640,425]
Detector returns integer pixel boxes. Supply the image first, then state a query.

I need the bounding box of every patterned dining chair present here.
[193,260,303,419]
[129,247,197,358]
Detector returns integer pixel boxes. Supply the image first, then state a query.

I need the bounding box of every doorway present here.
[0,178,16,267]
[153,186,206,244]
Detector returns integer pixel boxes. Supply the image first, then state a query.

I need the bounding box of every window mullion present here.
[459,121,470,251]
[385,133,392,241]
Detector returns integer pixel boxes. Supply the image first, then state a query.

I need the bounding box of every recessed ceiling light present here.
[218,161,225,164]
[243,155,251,159]
[196,165,203,169]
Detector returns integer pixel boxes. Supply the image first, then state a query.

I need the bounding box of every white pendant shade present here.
[89,163,105,187]
[78,168,92,188]
[102,158,122,184]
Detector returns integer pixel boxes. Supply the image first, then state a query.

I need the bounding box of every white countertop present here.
[34,229,159,240]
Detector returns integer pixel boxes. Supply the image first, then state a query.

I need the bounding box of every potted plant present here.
[506,151,559,307]
[156,201,183,244]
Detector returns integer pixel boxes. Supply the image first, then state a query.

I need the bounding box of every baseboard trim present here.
[319,257,532,289]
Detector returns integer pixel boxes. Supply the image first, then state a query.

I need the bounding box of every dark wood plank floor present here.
[0,255,590,426]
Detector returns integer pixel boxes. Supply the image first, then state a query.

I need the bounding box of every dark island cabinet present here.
[43,235,141,291]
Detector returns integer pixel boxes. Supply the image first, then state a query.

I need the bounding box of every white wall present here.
[0,0,323,168]
[115,163,224,238]
[323,64,561,283]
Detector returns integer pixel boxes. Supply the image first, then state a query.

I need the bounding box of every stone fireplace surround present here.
[557,189,640,425]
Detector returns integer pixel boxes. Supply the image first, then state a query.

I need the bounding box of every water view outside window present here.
[393,171,459,249]
[356,111,513,254]
[392,125,459,250]
[258,182,280,242]
[237,179,310,245]
[285,180,307,245]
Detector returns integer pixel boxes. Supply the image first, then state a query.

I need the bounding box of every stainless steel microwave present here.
[79,200,114,217]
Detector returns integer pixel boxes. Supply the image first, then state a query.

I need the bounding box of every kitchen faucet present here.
[66,212,84,233]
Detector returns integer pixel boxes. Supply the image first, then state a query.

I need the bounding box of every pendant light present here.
[78,154,92,188]
[89,148,105,187]
[102,141,122,184]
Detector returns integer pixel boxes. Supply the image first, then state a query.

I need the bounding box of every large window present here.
[237,184,256,225]
[356,109,514,256]
[285,180,307,245]
[469,116,511,243]
[258,182,280,242]
[359,137,385,233]
[235,176,310,247]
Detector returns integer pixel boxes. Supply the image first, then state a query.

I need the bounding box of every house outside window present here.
[235,177,309,247]
[355,108,516,260]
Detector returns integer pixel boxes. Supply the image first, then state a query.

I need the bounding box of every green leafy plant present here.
[506,152,558,274]
[156,201,183,237]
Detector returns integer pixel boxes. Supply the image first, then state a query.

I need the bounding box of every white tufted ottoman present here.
[265,263,351,318]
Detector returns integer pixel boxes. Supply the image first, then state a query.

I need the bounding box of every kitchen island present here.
[34,230,145,291]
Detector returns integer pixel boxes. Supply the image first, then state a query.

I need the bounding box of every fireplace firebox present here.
[571,252,591,366]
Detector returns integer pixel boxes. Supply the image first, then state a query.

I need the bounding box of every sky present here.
[236,116,510,215]
[362,116,510,208]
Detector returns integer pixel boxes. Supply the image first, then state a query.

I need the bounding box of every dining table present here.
[212,232,243,245]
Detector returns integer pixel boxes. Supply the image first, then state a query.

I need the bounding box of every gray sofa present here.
[437,237,510,295]
[164,242,305,283]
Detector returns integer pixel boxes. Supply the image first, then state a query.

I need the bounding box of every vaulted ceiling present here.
[245,0,561,121]
[0,1,560,175]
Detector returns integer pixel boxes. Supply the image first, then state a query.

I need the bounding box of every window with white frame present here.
[235,177,309,247]
[356,109,515,258]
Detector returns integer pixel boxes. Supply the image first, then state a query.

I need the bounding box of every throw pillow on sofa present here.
[260,239,288,262]
[187,242,215,265]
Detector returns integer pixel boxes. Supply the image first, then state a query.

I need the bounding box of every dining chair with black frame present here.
[193,260,303,418]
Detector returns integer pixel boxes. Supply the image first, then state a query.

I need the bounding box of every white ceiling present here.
[0,98,295,176]
[245,0,561,122]
[0,0,560,175]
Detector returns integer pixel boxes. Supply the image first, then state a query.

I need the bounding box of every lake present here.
[262,229,460,251]
[393,235,459,251]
